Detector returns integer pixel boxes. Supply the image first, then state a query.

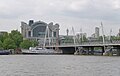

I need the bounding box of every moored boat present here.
[22,47,61,55]
[0,50,10,55]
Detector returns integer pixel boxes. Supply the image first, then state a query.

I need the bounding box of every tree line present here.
[0,30,38,50]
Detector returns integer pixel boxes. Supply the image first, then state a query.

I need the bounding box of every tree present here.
[0,40,3,50]
[0,32,9,42]
[9,30,23,47]
[31,40,39,47]
[3,38,17,49]
[20,39,32,49]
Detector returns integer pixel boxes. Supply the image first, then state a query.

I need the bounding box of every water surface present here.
[0,55,120,76]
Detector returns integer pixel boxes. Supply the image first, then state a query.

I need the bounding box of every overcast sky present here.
[0,0,120,36]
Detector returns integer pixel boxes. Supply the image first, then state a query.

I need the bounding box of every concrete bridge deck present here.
[45,43,120,55]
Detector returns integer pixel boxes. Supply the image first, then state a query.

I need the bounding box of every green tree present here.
[20,39,32,49]
[3,38,17,49]
[31,40,39,47]
[0,40,3,50]
[9,30,23,47]
[0,32,9,42]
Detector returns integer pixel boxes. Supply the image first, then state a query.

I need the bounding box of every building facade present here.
[117,29,120,37]
[91,27,99,39]
[95,27,99,38]
[0,31,7,35]
[21,20,60,46]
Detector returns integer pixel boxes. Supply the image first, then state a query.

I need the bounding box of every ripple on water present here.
[0,55,120,76]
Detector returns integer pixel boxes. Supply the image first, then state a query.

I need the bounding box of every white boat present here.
[22,47,60,55]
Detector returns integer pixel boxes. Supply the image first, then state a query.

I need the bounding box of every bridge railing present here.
[59,40,120,46]
[45,40,120,46]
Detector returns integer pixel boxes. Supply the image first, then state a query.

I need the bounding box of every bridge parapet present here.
[59,40,120,46]
[45,40,120,47]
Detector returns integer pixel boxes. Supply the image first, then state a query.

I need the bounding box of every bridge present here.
[45,40,120,55]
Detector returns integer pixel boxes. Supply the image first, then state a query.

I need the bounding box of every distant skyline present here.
[0,0,120,36]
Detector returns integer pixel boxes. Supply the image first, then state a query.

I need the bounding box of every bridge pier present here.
[116,47,120,56]
[86,47,90,55]
[90,47,94,55]
[59,47,75,54]
[101,46,105,55]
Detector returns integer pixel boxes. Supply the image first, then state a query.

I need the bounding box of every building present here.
[76,32,87,42]
[95,27,99,38]
[21,20,60,46]
[89,27,100,41]
[117,29,120,37]
[76,32,87,40]
[91,27,99,38]
[0,31,7,35]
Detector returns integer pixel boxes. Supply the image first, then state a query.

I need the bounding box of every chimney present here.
[29,20,34,26]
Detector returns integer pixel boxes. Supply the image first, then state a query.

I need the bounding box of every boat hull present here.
[0,51,10,55]
[21,48,62,55]
[22,52,62,55]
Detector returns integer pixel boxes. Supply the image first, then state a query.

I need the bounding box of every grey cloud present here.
[59,0,120,22]
[0,0,120,35]
[0,0,36,19]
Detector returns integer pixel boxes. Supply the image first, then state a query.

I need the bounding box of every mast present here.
[101,22,105,44]
[72,27,76,51]
[72,27,76,45]
[101,22,105,52]
[48,26,50,45]
[43,25,49,48]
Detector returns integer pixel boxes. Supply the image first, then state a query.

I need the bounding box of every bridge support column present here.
[86,47,89,55]
[116,47,120,56]
[102,46,105,55]
[91,47,94,55]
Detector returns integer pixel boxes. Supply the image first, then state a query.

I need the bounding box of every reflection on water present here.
[0,55,120,76]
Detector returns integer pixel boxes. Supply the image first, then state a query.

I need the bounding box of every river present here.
[0,55,120,76]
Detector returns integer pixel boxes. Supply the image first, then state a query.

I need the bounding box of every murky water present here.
[0,55,120,76]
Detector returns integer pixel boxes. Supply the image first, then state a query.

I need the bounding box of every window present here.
[28,31,31,37]
[53,32,56,37]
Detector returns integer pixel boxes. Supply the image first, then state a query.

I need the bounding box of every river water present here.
[0,55,120,76]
